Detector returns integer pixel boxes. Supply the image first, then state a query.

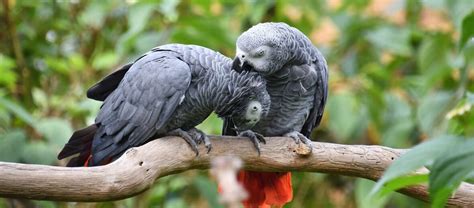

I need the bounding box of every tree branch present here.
[0,136,473,207]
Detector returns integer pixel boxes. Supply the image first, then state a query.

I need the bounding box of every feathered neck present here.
[205,70,261,118]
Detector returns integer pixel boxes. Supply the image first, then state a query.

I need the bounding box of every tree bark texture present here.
[0,136,472,207]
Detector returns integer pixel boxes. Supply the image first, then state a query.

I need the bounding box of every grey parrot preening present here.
[58,44,271,167]
[224,22,329,207]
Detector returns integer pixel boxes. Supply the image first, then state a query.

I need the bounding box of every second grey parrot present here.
[58,44,270,167]
[224,22,329,207]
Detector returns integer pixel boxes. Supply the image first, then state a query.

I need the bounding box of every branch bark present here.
[0,136,473,207]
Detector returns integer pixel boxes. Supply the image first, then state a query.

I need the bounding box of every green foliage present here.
[0,0,473,207]
[21,141,58,165]
[460,11,474,50]
[355,179,390,208]
[0,54,17,90]
[371,135,474,207]
[371,5,474,207]
[372,136,461,194]
[0,97,36,126]
[0,130,27,162]
[35,118,73,148]
[429,139,474,207]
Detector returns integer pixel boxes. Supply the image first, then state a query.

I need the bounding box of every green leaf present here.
[193,175,223,208]
[417,92,453,136]
[445,0,474,30]
[429,139,474,208]
[327,92,362,141]
[116,2,157,55]
[32,88,48,108]
[247,0,274,24]
[0,130,27,162]
[129,3,156,33]
[79,1,108,29]
[467,92,474,104]
[34,118,73,148]
[371,135,463,194]
[0,97,35,126]
[196,113,223,135]
[417,34,451,87]
[68,53,87,71]
[355,179,390,208]
[366,26,411,56]
[92,51,119,70]
[159,0,180,22]
[33,201,56,208]
[460,11,474,50]
[148,184,168,206]
[45,57,69,74]
[164,198,186,208]
[0,54,17,90]
[21,141,57,165]
[169,175,188,192]
[379,174,429,197]
[382,94,414,148]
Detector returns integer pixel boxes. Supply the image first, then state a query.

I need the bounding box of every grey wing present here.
[90,52,191,165]
[86,63,132,101]
[87,53,150,101]
[300,52,328,138]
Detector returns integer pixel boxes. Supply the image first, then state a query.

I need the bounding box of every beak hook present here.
[232,57,243,73]
[239,57,244,67]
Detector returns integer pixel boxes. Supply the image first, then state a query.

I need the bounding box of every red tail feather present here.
[83,154,112,167]
[238,171,293,208]
[84,155,92,167]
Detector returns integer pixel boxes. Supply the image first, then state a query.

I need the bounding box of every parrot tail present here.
[238,171,293,208]
[57,124,97,167]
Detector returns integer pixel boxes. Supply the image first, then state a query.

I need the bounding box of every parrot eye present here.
[255,50,265,57]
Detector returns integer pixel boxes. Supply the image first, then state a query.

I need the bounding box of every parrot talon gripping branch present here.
[1,136,474,207]
[57,44,271,167]
[4,18,470,207]
[166,128,201,156]
[224,22,328,207]
[284,131,314,153]
[238,130,266,155]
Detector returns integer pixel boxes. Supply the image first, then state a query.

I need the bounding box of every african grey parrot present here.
[58,44,271,167]
[223,22,329,207]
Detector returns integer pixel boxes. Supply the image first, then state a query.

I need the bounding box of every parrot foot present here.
[188,128,212,153]
[238,130,266,155]
[284,131,313,153]
[167,128,200,156]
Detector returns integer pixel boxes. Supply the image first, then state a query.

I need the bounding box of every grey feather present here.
[229,22,329,138]
[72,44,270,166]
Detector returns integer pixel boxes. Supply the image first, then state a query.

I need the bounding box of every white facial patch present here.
[236,47,247,67]
[245,101,262,124]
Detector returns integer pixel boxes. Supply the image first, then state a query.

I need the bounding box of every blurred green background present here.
[0,0,473,207]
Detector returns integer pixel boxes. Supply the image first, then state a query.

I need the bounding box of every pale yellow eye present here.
[255,50,265,57]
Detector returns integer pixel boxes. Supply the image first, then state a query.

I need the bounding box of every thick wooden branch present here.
[0,136,473,207]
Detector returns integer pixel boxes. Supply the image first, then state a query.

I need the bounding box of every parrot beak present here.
[232,57,253,73]
[232,57,243,73]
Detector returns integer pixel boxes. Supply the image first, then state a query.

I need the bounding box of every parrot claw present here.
[168,129,200,156]
[284,131,313,153]
[188,128,213,154]
[238,130,266,155]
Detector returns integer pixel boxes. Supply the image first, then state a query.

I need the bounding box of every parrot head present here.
[232,22,293,76]
[220,72,270,131]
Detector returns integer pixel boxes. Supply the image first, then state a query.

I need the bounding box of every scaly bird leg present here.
[188,128,212,153]
[167,128,199,156]
[238,130,266,155]
[284,131,313,153]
